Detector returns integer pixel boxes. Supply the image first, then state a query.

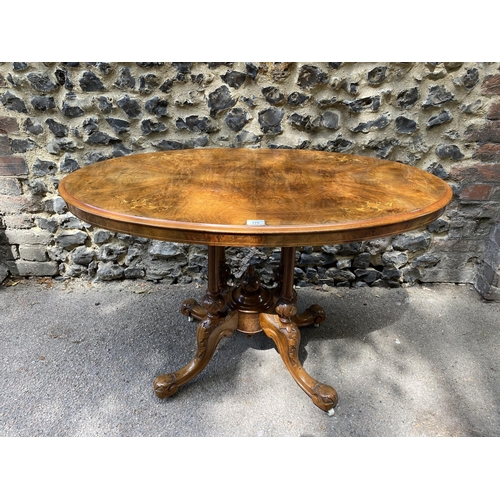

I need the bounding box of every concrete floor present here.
[1,277,499,437]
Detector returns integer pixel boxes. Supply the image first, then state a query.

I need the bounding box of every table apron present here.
[68,204,446,248]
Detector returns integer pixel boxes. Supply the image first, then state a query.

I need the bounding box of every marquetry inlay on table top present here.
[59,148,453,248]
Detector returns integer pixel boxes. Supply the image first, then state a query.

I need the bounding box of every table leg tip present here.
[154,374,178,399]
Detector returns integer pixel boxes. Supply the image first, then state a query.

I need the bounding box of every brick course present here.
[473,144,500,162]
[482,74,500,95]
[451,164,500,182]
[0,116,18,134]
[487,102,500,120]
[460,184,492,201]
[0,156,28,176]
[465,121,500,143]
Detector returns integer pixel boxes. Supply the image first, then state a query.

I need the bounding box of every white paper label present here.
[246,220,266,226]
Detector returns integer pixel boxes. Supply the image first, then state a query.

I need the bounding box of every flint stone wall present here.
[1,62,500,298]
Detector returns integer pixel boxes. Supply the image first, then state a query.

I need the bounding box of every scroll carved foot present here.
[154,311,238,398]
[293,304,326,328]
[180,298,207,322]
[260,312,338,413]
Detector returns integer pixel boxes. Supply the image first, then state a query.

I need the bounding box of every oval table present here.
[59,148,453,415]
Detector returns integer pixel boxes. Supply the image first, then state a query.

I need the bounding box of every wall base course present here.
[0,244,18,260]
[5,260,58,276]
[419,251,478,283]
[2,214,32,229]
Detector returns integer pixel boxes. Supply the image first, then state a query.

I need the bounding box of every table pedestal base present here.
[154,246,338,414]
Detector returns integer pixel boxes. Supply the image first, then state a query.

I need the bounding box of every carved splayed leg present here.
[260,300,338,413]
[293,304,326,328]
[180,298,207,322]
[156,245,238,398]
[154,310,238,398]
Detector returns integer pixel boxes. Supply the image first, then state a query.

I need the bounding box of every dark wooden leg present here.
[284,248,326,327]
[217,246,231,293]
[155,245,238,398]
[260,247,338,414]
[180,246,229,322]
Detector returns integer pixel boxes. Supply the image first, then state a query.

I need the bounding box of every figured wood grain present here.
[58,148,453,247]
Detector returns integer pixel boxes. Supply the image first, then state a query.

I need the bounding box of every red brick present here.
[451,164,500,183]
[460,184,492,201]
[473,144,500,162]
[482,75,500,95]
[0,117,19,134]
[0,156,28,176]
[474,164,500,182]
[465,121,500,143]
[487,102,500,120]
[0,194,43,214]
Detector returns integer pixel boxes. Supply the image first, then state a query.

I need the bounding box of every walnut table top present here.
[58,148,453,248]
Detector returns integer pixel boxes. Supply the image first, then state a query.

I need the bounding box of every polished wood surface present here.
[59,148,452,247]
